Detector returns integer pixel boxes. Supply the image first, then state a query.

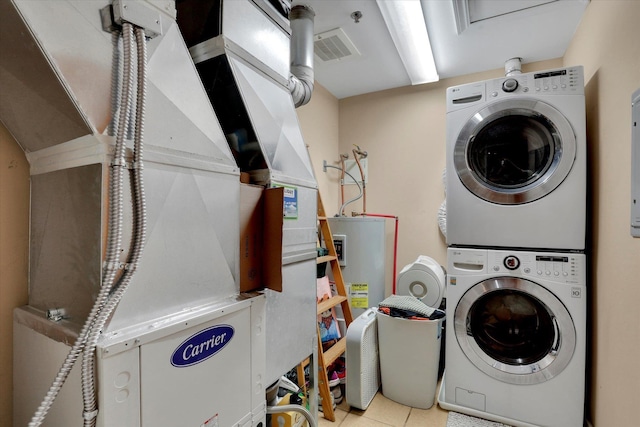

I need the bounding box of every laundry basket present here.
[376,310,444,409]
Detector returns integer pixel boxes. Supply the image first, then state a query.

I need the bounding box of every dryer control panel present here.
[485,66,585,99]
[532,67,584,93]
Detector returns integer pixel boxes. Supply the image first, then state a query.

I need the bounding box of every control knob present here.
[502,78,519,93]
[504,255,520,270]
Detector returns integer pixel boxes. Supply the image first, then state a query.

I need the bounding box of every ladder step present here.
[317,295,348,315]
[316,255,337,264]
[323,337,346,368]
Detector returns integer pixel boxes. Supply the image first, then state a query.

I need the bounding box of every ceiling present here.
[296,0,590,99]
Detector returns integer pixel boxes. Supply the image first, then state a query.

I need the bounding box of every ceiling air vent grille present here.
[314,28,361,62]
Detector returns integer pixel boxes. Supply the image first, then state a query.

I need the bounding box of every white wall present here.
[563,1,640,425]
[297,83,341,215]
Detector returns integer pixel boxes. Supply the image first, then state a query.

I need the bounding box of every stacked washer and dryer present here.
[439,64,588,427]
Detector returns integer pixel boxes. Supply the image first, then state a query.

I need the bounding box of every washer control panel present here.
[487,251,585,284]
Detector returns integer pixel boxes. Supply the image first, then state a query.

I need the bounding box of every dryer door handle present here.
[550,316,561,355]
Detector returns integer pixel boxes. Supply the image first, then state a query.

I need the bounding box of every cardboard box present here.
[269,393,307,427]
[239,184,284,292]
[270,409,304,427]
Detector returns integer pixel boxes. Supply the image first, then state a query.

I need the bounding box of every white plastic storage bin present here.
[376,311,444,409]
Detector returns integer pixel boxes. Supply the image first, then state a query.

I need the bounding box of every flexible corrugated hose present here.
[29,21,147,427]
[80,23,148,427]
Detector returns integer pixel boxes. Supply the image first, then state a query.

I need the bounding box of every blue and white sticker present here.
[272,183,298,219]
[171,325,234,368]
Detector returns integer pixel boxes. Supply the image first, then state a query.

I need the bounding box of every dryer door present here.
[454,277,576,385]
[454,98,576,204]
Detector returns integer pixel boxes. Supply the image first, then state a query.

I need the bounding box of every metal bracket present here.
[46,308,66,322]
[101,0,163,38]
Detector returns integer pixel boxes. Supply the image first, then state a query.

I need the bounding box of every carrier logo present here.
[171,325,234,368]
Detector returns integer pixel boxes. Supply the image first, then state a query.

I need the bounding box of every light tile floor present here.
[318,388,448,427]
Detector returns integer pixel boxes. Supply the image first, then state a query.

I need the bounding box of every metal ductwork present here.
[289,4,315,107]
[179,0,319,387]
[2,0,240,333]
[4,0,320,422]
[3,0,271,425]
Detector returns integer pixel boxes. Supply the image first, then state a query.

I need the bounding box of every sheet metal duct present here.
[1,0,241,331]
[178,0,319,385]
[2,1,268,424]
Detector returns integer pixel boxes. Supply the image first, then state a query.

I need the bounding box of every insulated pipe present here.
[289,4,315,107]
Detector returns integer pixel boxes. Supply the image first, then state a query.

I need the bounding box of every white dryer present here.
[438,248,586,427]
[445,66,586,251]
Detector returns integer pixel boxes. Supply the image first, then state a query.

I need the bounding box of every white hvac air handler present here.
[5,0,319,425]
[15,297,266,426]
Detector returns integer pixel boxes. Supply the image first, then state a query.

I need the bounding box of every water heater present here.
[327,217,386,317]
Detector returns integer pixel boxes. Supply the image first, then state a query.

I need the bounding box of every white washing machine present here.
[445,66,586,251]
[438,248,586,427]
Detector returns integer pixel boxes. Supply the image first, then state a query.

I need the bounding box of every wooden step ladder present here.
[314,192,354,421]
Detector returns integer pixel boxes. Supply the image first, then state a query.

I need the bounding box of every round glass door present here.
[454,277,576,385]
[454,99,576,204]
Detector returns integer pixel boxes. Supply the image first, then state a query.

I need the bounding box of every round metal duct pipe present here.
[289,4,315,107]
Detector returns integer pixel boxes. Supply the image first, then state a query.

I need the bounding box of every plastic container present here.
[346,308,381,410]
[376,311,444,409]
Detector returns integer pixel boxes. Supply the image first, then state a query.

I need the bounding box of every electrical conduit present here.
[80,24,148,427]
[29,21,148,427]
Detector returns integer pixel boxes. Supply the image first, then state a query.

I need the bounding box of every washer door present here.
[454,277,576,385]
[454,98,576,204]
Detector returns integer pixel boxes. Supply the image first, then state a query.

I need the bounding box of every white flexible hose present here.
[439,168,447,236]
[438,199,447,237]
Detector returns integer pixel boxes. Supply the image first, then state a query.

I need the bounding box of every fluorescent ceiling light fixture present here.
[376,0,439,84]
